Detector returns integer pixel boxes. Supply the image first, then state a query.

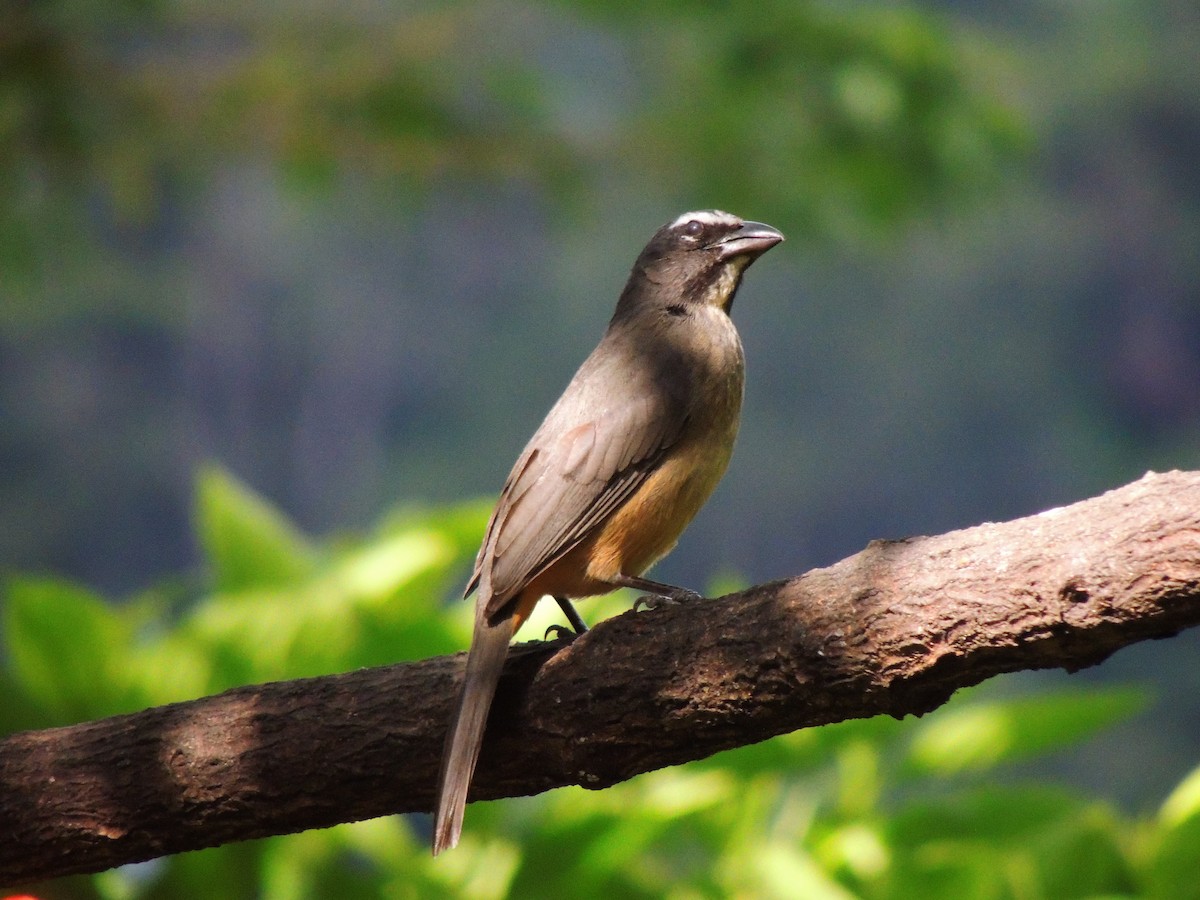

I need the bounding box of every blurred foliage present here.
[0,0,1020,240]
[0,0,1035,611]
[3,1,1200,895]
[569,1,1025,234]
[4,467,1200,899]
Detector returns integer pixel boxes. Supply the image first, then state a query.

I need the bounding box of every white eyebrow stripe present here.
[668,209,739,229]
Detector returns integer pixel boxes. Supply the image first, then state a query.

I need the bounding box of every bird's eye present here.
[682,220,704,238]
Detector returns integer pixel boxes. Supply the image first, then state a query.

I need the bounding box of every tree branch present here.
[3,470,1200,885]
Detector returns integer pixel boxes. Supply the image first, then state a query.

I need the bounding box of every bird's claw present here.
[543,623,579,641]
[631,595,664,613]
[632,589,702,612]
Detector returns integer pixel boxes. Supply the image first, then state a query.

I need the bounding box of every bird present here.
[432,209,783,854]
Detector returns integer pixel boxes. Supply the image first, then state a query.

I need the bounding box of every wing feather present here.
[472,339,691,616]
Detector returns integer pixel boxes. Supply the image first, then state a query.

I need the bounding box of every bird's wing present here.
[472,380,688,618]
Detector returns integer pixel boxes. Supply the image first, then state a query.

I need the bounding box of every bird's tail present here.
[432,603,515,855]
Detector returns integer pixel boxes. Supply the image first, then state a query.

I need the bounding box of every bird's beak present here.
[713,221,785,261]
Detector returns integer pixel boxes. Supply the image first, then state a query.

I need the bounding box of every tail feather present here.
[432,606,515,855]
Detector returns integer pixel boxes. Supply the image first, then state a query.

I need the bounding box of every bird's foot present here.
[554,596,589,636]
[632,588,703,612]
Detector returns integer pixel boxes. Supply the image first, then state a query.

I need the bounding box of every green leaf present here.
[903,686,1147,776]
[2,577,135,722]
[886,786,1132,899]
[699,714,910,780]
[1146,762,1200,900]
[1159,761,1200,831]
[194,465,319,592]
[177,500,480,687]
[745,842,861,900]
[1149,812,1200,900]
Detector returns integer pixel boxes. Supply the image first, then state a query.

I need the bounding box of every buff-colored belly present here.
[521,428,735,605]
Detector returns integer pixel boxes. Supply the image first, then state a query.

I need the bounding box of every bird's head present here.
[620,210,784,317]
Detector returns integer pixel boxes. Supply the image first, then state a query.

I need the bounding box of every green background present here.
[2,1,1199,897]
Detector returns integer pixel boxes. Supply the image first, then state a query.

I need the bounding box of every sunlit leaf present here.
[2,577,135,722]
[1148,813,1200,900]
[753,841,860,900]
[903,686,1147,776]
[1160,762,1200,830]
[195,465,320,592]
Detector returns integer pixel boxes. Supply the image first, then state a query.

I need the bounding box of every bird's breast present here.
[517,309,745,600]
[583,324,744,584]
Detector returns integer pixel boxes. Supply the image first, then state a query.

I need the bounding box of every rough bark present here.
[2,469,1199,886]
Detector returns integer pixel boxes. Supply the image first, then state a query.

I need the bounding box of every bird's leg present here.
[544,596,589,640]
[610,573,704,611]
